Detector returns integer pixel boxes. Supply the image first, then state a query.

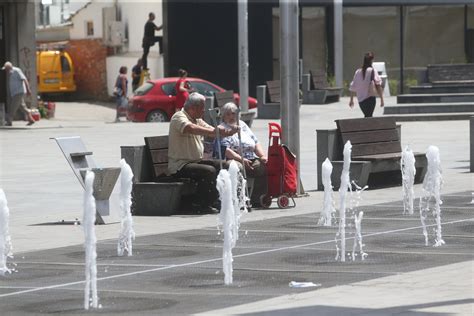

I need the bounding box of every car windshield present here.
[134,82,154,96]
[189,81,220,97]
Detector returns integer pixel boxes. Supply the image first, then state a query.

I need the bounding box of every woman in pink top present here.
[349,52,384,117]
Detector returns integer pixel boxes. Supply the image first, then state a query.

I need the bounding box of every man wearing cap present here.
[2,61,35,126]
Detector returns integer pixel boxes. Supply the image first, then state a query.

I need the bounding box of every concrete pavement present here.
[0,97,472,314]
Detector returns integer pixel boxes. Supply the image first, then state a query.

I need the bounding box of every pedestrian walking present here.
[2,61,35,126]
[131,58,143,92]
[349,52,384,117]
[114,66,128,122]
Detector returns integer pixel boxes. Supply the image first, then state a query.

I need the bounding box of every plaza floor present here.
[0,98,472,315]
[0,191,472,315]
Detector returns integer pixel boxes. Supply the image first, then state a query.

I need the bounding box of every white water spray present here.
[83,171,99,309]
[228,161,248,242]
[401,146,416,215]
[217,168,235,285]
[419,146,445,247]
[349,181,368,261]
[117,159,135,257]
[318,158,336,226]
[216,161,247,285]
[336,141,352,262]
[0,189,13,276]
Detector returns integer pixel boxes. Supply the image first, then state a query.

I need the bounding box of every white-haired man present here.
[2,61,35,126]
[168,92,238,213]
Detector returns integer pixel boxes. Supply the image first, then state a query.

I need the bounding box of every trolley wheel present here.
[260,194,272,209]
[277,194,290,209]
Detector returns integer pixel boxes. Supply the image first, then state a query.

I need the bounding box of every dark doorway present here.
[164,0,273,97]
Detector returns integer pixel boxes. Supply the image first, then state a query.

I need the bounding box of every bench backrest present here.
[266,80,281,103]
[335,117,401,158]
[310,70,329,89]
[144,135,169,178]
[427,64,474,83]
[214,90,235,108]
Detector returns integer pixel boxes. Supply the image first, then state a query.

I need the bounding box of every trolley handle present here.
[268,122,282,139]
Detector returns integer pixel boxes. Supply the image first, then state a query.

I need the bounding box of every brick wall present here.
[66,39,109,100]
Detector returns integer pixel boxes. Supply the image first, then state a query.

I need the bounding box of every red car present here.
[127,77,258,122]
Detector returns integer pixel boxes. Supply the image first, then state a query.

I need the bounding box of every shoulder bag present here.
[368,68,378,97]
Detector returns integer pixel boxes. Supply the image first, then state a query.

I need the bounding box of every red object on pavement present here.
[260,122,297,209]
[31,109,41,121]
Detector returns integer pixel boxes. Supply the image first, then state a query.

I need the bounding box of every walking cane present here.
[208,107,223,170]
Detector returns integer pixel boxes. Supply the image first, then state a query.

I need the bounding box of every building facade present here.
[36,0,165,100]
[165,0,474,96]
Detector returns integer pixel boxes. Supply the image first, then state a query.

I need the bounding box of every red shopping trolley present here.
[260,122,297,209]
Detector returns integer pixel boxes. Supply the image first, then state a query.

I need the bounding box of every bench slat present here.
[70,151,93,157]
[215,90,235,108]
[336,117,396,133]
[153,164,168,178]
[266,80,281,103]
[352,141,401,157]
[150,148,168,164]
[341,129,399,145]
[145,136,169,150]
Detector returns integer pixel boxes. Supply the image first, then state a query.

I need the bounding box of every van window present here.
[60,56,71,73]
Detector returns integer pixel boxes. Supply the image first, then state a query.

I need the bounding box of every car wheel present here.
[146,110,168,122]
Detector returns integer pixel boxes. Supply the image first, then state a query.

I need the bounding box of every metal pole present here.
[287,0,301,194]
[399,5,404,95]
[334,0,343,87]
[280,0,290,144]
[238,0,249,113]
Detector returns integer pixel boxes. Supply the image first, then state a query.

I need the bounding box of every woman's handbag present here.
[368,68,378,97]
[113,86,122,96]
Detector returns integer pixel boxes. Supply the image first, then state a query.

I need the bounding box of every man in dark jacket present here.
[141,12,163,70]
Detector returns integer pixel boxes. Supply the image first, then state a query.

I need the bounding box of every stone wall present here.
[66,39,109,100]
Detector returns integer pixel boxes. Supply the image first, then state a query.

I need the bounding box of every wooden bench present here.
[316,117,427,190]
[214,90,256,127]
[121,135,197,216]
[302,70,342,104]
[471,116,474,173]
[256,80,281,119]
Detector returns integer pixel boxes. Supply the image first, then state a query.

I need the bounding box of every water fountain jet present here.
[419,146,445,247]
[117,159,135,256]
[318,158,335,226]
[0,189,13,276]
[83,171,99,309]
[401,146,416,215]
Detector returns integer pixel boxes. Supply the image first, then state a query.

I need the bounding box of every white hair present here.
[220,102,238,118]
[184,92,206,110]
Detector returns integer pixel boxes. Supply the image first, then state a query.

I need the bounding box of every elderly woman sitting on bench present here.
[218,102,268,207]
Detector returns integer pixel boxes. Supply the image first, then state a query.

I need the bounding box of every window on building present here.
[86,21,94,36]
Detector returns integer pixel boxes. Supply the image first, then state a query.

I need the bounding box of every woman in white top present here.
[349,52,384,117]
[219,102,267,206]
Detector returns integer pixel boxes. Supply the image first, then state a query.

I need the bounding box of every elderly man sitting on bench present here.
[168,92,239,213]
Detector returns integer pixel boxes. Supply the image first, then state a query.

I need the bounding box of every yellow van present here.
[36,50,76,94]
